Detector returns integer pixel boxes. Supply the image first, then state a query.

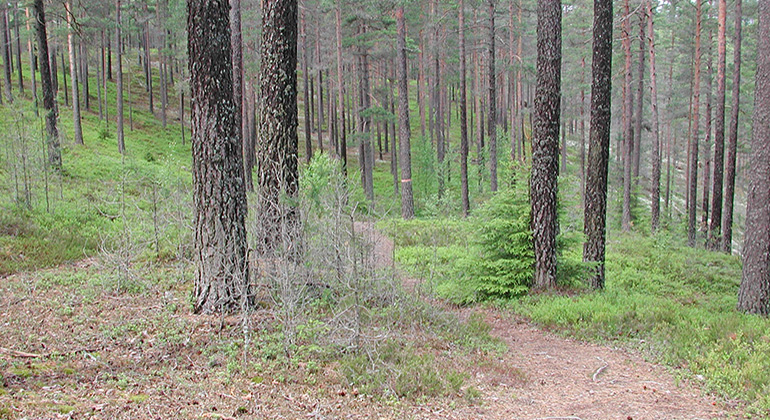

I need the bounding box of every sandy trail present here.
[355,221,727,419]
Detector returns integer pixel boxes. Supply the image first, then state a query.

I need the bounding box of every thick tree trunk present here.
[459,0,470,216]
[647,0,661,233]
[188,0,250,314]
[116,0,125,154]
[396,6,414,219]
[737,0,770,315]
[357,29,374,202]
[583,0,612,289]
[488,0,498,192]
[688,0,703,247]
[722,0,742,253]
[708,0,727,250]
[258,0,300,250]
[531,0,561,290]
[66,0,83,145]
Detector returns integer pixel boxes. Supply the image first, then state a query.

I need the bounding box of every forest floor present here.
[0,225,736,420]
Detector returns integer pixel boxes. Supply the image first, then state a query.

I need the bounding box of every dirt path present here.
[355,222,728,420]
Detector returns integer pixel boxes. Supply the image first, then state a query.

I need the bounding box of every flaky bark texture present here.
[708,0,728,250]
[531,0,561,290]
[258,0,299,250]
[583,0,612,289]
[33,0,60,170]
[188,0,251,314]
[722,0,742,253]
[737,0,770,315]
[396,7,414,220]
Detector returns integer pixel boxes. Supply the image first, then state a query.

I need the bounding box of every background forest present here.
[0,0,769,417]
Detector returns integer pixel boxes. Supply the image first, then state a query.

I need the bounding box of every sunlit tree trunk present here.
[396,6,414,219]
[66,0,83,145]
[708,0,728,250]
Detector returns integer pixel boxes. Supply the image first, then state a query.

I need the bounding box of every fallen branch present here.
[592,357,609,382]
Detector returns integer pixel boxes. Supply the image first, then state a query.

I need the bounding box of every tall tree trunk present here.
[301,10,312,163]
[702,26,714,229]
[737,0,770,315]
[315,19,324,153]
[459,0,470,216]
[116,0,125,154]
[434,8,445,198]
[580,56,586,200]
[144,17,153,115]
[258,0,300,250]
[583,0,613,289]
[488,0,498,192]
[66,0,83,145]
[396,6,414,219]
[516,0,524,162]
[33,0,60,169]
[357,27,374,202]
[188,0,250,314]
[722,0,742,253]
[621,0,633,232]
[231,0,249,188]
[688,0,703,247]
[633,11,646,182]
[25,8,37,114]
[335,5,346,174]
[80,40,89,111]
[531,0,561,289]
[1,3,13,102]
[708,0,727,250]
[13,2,22,92]
[647,0,661,233]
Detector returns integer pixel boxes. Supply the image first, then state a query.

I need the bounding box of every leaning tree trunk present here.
[737,0,770,315]
[188,0,251,314]
[33,0,60,169]
[583,0,613,289]
[396,6,414,220]
[258,0,300,251]
[722,0,742,253]
[709,0,727,250]
[531,0,561,290]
